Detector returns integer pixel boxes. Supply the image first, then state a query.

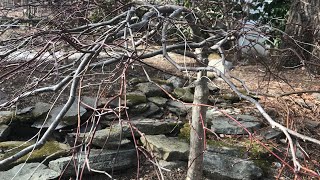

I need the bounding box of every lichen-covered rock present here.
[167,76,185,88]
[32,101,86,129]
[32,102,51,118]
[208,114,262,135]
[0,163,60,180]
[81,96,107,108]
[173,87,194,102]
[129,103,150,114]
[126,91,147,106]
[141,135,189,161]
[0,111,13,124]
[70,118,182,148]
[167,100,191,116]
[159,160,187,170]
[141,102,160,117]
[148,97,168,107]
[49,149,137,177]
[204,151,263,180]
[0,141,70,164]
[136,82,166,97]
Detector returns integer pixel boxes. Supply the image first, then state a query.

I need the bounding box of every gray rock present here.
[32,101,86,129]
[173,87,194,103]
[0,141,70,165]
[69,125,129,148]
[131,118,182,135]
[49,149,137,177]
[167,100,191,116]
[207,144,243,158]
[17,106,34,115]
[167,76,185,88]
[32,102,51,118]
[161,84,173,93]
[203,151,263,180]
[130,103,150,114]
[258,127,283,140]
[129,77,148,86]
[209,115,262,135]
[81,96,107,108]
[148,97,168,107]
[136,82,165,97]
[158,160,187,170]
[0,124,10,140]
[206,108,241,117]
[0,111,13,124]
[141,135,189,161]
[126,91,147,106]
[0,163,60,180]
[70,118,182,148]
[141,102,160,117]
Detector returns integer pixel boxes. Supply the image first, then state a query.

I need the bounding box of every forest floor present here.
[1,52,320,179]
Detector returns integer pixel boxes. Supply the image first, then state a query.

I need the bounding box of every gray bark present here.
[186,71,209,180]
[281,0,320,73]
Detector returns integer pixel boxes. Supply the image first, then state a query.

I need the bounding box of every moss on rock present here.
[178,123,191,142]
[0,141,70,164]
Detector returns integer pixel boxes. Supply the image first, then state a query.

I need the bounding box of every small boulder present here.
[70,118,182,148]
[203,151,263,180]
[158,160,187,170]
[209,115,262,135]
[126,91,147,106]
[0,163,60,180]
[167,100,191,117]
[32,102,87,129]
[141,102,160,117]
[147,97,168,107]
[49,149,137,177]
[81,96,107,108]
[141,135,189,161]
[173,87,194,103]
[167,76,185,88]
[0,141,70,165]
[258,127,284,140]
[32,102,51,118]
[0,111,13,124]
[136,82,165,97]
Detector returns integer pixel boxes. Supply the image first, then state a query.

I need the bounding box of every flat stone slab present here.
[141,135,189,161]
[136,82,166,97]
[0,163,60,180]
[258,126,283,140]
[167,100,191,116]
[0,111,14,124]
[32,101,86,129]
[158,160,187,170]
[0,141,70,165]
[49,149,137,177]
[204,151,263,180]
[147,97,168,107]
[210,115,262,135]
[71,118,182,148]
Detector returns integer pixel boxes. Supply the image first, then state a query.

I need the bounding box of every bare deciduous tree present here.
[0,1,319,179]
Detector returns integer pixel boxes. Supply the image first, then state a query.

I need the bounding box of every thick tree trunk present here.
[280,0,320,73]
[186,71,208,180]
